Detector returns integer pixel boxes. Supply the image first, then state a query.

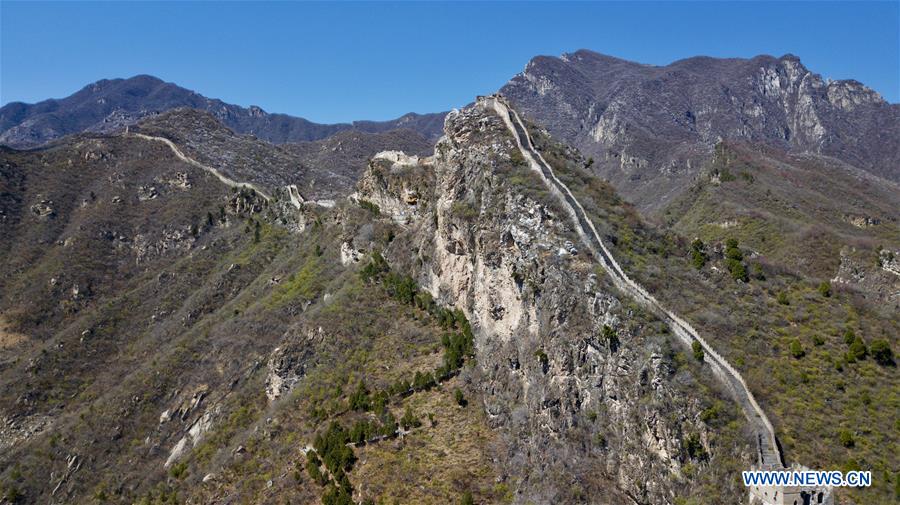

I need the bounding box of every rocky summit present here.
[0,51,897,505]
[502,50,900,212]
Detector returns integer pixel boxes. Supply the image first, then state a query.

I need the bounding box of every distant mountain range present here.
[0,74,447,148]
[501,50,899,212]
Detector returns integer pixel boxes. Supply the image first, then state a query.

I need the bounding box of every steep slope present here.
[0,75,446,148]
[664,142,900,282]
[0,128,506,504]
[518,119,898,504]
[501,50,900,212]
[2,93,894,504]
[359,99,757,503]
[0,98,763,505]
[491,96,784,470]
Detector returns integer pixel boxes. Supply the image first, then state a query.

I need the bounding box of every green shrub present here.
[509,149,526,167]
[776,291,790,305]
[838,429,855,448]
[725,240,743,261]
[349,419,373,445]
[454,388,467,407]
[348,380,371,411]
[848,337,868,361]
[270,257,324,305]
[358,199,380,215]
[379,411,398,437]
[3,485,23,503]
[602,325,619,352]
[450,201,479,221]
[723,239,749,281]
[691,249,706,270]
[313,422,355,475]
[359,250,389,282]
[843,329,856,346]
[870,339,894,366]
[168,461,188,479]
[413,370,436,391]
[750,262,766,280]
[370,390,389,414]
[700,403,722,424]
[690,239,707,270]
[818,281,832,297]
[322,482,354,505]
[307,458,326,486]
[841,458,862,474]
[534,349,549,371]
[383,272,418,305]
[726,258,748,282]
[400,406,422,430]
[789,339,805,359]
[684,433,707,461]
[691,341,704,362]
[460,491,475,505]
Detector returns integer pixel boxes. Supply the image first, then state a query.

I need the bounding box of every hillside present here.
[0,122,506,504]
[0,98,764,505]
[520,119,899,504]
[0,62,897,504]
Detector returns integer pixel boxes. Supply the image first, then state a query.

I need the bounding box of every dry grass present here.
[0,316,28,349]
[353,376,507,504]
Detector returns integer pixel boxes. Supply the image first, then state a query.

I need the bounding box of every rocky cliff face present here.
[358,99,751,503]
[501,50,900,212]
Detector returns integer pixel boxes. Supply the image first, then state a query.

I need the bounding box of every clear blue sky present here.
[2,1,898,123]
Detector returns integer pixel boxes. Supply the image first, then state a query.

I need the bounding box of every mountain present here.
[0,75,447,148]
[2,94,896,504]
[0,112,497,503]
[0,96,754,504]
[128,107,434,202]
[1,55,898,505]
[501,50,900,212]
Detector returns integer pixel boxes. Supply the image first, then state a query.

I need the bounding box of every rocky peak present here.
[355,98,752,502]
[501,50,899,213]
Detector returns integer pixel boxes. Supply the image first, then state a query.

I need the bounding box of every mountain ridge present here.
[501,49,899,213]
[0,74,447,148]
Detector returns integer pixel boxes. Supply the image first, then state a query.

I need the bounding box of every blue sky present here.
[2,1,898,123]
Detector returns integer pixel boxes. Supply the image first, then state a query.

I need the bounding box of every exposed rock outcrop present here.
[502,51,899,212]
[359,98,751,503]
